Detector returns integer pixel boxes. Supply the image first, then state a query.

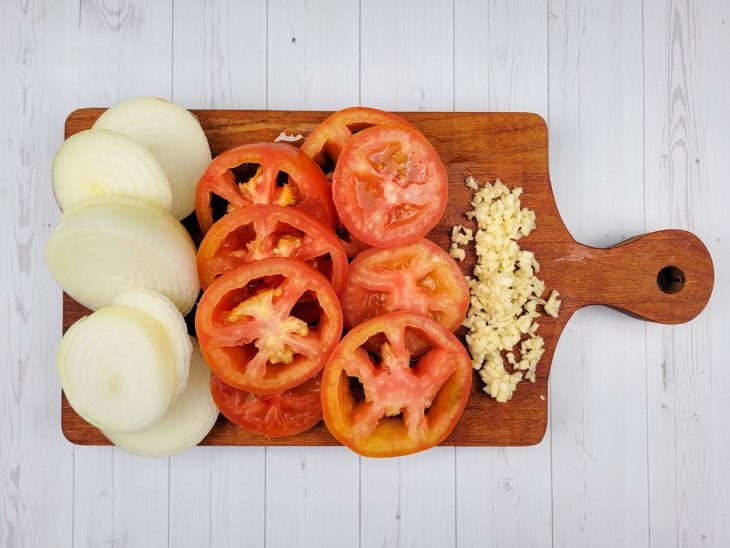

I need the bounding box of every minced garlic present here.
[274,131,304,143]
[451,225,474,245]
[449,243,466,262]
[544,289,561,318]
[451,177,562,403]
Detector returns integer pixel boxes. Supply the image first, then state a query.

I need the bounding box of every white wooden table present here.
[1,1,728,546]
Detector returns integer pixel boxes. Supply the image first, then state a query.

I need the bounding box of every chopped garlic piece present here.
[274,131,304,143]
[451,225,474,245]
[465,176,480,191]
[544,289,562,318]
[478,355,522,403]
[449,243,466,261]
[452,177,560,403]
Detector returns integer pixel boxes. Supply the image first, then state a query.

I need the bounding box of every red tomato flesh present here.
[332,124,448,248]
[321,312,472,457]
[210,372,322,437]
[197,204,348,292]
[301,106,413,176]
[341,239,469,334]
[301,107,412,258]
[195,142,336,233]
[195,258,343,394]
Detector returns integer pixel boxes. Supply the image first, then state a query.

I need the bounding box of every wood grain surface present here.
[3,1,729,547]
[59,108,713,447]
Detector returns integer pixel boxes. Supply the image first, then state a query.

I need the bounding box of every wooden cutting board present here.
[60,109,714,447]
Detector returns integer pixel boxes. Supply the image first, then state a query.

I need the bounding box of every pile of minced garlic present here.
[449,177,561,403]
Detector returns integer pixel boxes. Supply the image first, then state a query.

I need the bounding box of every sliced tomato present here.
[336,227,371,259]
[301,107,413,176]
[197,204,348,292]
[321,312,472,457]
[195,258,343,394]
[210,372,322,437]
[341,239,469,334]
[195,142,336,233]
[301,107,412,258]
[332,124,448,249]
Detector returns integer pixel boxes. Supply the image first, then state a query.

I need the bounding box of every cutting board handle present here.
[566,229,713,324]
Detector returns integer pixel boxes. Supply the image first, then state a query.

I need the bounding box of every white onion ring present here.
[93,97,212,220]
[58,305,174,433]
[52,128,172,212]
[45,195,200,315]
[104,337,219,457]
[113,288,192,399]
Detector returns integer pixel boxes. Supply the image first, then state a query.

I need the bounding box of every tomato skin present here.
[197,204,348,292]
[210,372,322,437]
[341,239,469,334]
[300,107,413,173]
[332,124,448,249]
[321,312,472,457]
[195,142,336,233]
[196,258,343,394]
[300,107,414,258]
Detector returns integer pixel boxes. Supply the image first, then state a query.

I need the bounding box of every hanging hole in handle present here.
[657,265,685,294]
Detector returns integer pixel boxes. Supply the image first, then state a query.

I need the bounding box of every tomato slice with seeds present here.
[195,258,343,394]
[321,312,472,457]
[301,107,413,176]
[195,142,336,234]
[301,107,413,258]
[332,124,448,249]
[197,204,348,292]
[341,239,469,334]
[210,372,322,437]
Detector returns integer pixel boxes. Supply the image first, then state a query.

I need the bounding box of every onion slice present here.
[112,288,192,399]
[58,305,174,433]
[104,337,219,457]
[45,195,200,315]
[93,97,212,220]
[52,128,172,212]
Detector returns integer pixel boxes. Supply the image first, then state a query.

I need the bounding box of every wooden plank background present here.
[0,0,727,546]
